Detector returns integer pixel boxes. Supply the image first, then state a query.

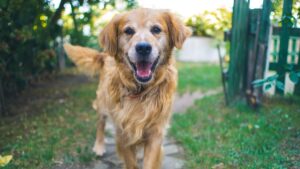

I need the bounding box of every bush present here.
[186,8,232,39]
[0,0,61,96]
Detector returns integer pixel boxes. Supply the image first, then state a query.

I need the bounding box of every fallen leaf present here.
[0,155,13,167]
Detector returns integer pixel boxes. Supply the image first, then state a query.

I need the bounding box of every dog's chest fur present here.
[93,59,177,144]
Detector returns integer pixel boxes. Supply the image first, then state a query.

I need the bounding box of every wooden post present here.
[276,0,293,95]
[245,0,271,107]
[227,0,250,103]
[254,0,272,103]
[246,9,261,106]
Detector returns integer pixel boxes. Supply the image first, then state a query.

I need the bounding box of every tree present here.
[0,0,136,116]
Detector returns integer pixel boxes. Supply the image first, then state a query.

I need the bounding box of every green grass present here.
[4,62,297,169]
[177,62,221,94]
[0,81,99,169]
[170,94,300,169]
[0,62,214,168]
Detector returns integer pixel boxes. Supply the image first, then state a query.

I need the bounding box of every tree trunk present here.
[50,0,68,26]
[58,35,66,71]
[70,1,79,34]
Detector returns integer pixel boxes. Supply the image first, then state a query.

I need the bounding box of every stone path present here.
[86,89,221,169]
[173,89,222,113]
[90,121,185,169]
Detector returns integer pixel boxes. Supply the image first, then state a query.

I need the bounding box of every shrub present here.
[186,8,232,39]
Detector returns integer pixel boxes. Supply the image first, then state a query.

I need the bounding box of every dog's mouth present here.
[128,57,159,83]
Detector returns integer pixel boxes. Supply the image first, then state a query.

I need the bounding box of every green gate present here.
[225,0,299,106]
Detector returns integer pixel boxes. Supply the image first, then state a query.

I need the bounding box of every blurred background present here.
[0,0,300,169]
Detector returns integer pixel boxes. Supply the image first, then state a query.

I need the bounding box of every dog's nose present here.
[135,42,152,56]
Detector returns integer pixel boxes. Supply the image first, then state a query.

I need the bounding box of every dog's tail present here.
[63,44,106,76]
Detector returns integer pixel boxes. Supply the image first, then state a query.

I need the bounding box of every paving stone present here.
[164,144,181,155]
[105,120,116,136]
[162,156,184,169]
[105,137,115,145]
[104,144,115,156]
[137,148,144,160]
[102,153,123,166]
[92,161,109,169]
[163,138,176,145]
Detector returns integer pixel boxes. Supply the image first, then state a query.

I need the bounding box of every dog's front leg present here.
[116,132,138,169]
[143,134,163,169]
[93,113,107,156]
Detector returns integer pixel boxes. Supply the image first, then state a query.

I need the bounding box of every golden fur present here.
[64,8,191,169]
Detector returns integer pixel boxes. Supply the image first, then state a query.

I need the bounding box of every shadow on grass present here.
[0,73,98,169]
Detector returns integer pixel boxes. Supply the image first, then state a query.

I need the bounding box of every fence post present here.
[227,0,250,103]
[295,50,300,95]
[276,0,293,95]
[254,0,272,103]
[246,9,261,106]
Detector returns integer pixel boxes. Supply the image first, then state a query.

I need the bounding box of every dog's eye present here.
[124,27,135,35]
[151,26,161,34]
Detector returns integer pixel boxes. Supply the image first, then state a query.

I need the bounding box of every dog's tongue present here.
[136,62,152,78]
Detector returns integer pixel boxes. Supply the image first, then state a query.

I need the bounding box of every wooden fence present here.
[269,27,300,94]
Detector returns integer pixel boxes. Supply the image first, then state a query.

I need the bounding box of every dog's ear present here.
[63,44,105,76]
[99,14,122,57]
[163,11,191,49]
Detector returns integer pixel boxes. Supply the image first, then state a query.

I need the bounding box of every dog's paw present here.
[93,143,106,156]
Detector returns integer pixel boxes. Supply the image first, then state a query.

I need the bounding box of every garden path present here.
[81,89,221,169]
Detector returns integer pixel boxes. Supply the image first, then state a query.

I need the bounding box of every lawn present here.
[0,62,219,169]
[177,62,221,94]
[0,78,99,169]
[170,95,300,168]
[1,62,299,169]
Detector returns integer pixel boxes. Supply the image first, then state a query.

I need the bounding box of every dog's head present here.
[100,8,191,84]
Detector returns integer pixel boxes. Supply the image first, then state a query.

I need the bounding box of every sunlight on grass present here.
[177,62,221,94]
[170,94,300,168]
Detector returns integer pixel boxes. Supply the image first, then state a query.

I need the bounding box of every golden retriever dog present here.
[64,8,191,169]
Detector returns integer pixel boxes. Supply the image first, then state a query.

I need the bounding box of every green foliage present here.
[62,0,137,49]
[271,0,300,26]
[186,8,232,39]
[0,0,60,96]
[0,0,137,106]
[170,94,300,168]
